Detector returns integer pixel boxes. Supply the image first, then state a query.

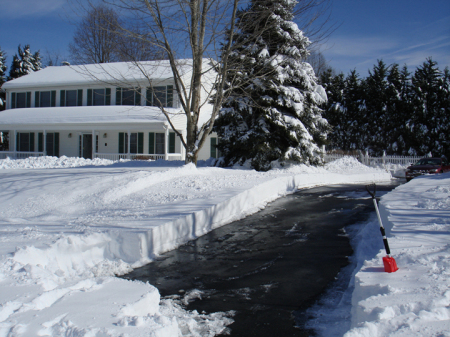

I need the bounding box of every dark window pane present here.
[153,86,166,107]
[40,91,51,107]
[93,89,105,106]
[122,88,135,106]
[16,93,27,108]
[66,90,77,106]
[19,133,30,152]
[46,133,55,156]
[155,133,165,154]
[130,133,137,153]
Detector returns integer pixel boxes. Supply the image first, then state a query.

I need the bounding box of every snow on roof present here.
[0,106,185,126]
[2,59,199,89]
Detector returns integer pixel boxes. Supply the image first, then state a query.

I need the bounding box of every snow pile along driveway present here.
[0,156,390,336]
[345,173,450,336]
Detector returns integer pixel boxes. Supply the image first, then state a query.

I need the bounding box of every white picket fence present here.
[324,151,422,167]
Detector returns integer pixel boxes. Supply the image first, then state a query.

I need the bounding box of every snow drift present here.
[0,156,391,336]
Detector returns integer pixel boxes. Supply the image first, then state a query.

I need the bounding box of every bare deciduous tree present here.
[69,5,120,64]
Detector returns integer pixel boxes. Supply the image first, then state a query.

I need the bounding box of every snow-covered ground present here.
[306,172,450,336]
[0,155,446,336]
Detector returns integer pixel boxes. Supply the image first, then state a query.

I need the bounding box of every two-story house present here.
[0,59,219,161]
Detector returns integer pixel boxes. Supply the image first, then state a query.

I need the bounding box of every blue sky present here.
[1,0,449,77]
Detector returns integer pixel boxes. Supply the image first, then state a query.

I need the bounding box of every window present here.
[116,88,140,106]
[16,132,35,152]
[118,132,143,154]
[146,85,173,108]
[38,133,60,157]
[60,90,83,106]
[210,137,219,158]
[87,88,111,106]
[11,92,31,109]
[148,132,166,154]
[169,132,176,154]
[35,91,56,107]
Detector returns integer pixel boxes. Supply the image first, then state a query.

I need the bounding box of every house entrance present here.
[81,134,93,159]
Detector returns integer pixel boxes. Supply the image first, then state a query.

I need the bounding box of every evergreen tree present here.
[320,69,345,149]
[214,0,329,171]
[0,48,6,86]
[342,70,365,150]
[8,45,41,80]
[365,60,390,155]
[441,67,450,157]
[0,47,6,110]
[410,59,449,157]
[386,64,413,155]
[320,69,365,152]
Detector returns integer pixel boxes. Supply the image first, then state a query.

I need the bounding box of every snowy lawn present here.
[0,156,392,336]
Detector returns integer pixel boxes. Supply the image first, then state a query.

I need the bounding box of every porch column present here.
[43,130,47,156]
[181,130,187,161]
[164,127,169,160]
[13,130,17,156]
[92,129,96,159]
[127,131,131,160]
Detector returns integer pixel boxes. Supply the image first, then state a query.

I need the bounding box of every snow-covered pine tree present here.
[410,58,448,157]
[342,70,366,151]
[0,47,6,110]
[320,68,345,150]
[386,64,413,155]
[31,49,42,72]
[214,0,329,171]
[365,60,390,156]
[0,48,6,86]
[8,45,41,80]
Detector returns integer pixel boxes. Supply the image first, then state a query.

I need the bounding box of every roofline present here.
[2,77,174,91]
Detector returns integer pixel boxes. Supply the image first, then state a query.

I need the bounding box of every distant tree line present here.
[320,58,450,158]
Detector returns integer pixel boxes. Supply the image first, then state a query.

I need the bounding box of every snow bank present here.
[0,156,391,336]
[0,155,115,169]
[344,173,450,336]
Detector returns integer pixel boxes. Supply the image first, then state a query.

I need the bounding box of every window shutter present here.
[16,133,19,151]
[51,91,56,107]
[210,137,217,158]
[146,87,153,106]
[11,93,16,109]
[77,89,83,106]
[87,89,93,106]
[135,88,141,106]
[119,132,124,154]
[55,133,60,157]
[30,132,35,152]
[79,135,82,157]
[138,132,144,153]
[105,88,111,105]
[167,85,173,107]
[148,132,154,154]
[38,133,43,152]
[60,90,66,107]
[169,132,175,153]
[26,92,31,108]
[35,91,40,107]
[116,88,121,105]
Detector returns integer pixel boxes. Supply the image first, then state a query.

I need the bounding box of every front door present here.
[82,134,93,159]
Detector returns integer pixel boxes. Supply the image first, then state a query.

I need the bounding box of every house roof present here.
[0,106,186,128]
[1,59,199,89]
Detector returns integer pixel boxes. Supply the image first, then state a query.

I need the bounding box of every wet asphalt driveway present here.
[122,181,402,336]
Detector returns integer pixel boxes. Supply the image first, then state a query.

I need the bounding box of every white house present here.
[0,59,219,161]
